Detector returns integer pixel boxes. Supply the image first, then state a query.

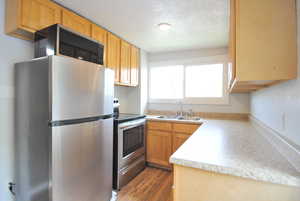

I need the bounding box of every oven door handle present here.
[118,119,146,130]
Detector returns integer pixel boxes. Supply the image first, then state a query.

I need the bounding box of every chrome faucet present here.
[188,109,193,118]
[177,101,184,117]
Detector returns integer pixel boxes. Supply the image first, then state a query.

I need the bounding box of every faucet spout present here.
[177,101,184,117]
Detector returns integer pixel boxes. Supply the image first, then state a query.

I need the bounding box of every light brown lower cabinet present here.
[172,133,190,153]
[146,130,172,168]
[146,121,201,169]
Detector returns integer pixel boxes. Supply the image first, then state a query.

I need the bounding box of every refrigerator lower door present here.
[51,118,113,201]
[50,56,114,121]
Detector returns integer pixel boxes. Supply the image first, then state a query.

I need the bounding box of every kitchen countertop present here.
[169,119,300,187]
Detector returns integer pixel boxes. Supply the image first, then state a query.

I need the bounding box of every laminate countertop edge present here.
[146,116,203,125]
[169,119,300,187]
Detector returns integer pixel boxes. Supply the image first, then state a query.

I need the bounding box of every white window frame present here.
[148,62,229,105]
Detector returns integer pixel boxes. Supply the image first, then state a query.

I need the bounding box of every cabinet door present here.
[173,133,190,153]
[173,123,200,134]
[62,9,91,37]
[130,46,139,86]
[21,0,61,31]
[107,33,121,83]
[228,0,236,90]
[91,24,107,66]
[235,0,297,81]
[147,121,172,132]
[120,40,131,85]
[146,130,172,168]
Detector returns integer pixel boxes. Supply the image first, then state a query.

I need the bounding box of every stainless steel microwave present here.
[34,24,104,65]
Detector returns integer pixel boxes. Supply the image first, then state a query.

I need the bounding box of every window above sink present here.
[148,63,229,105]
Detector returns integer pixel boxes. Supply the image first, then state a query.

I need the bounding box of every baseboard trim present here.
[146,162,172,171]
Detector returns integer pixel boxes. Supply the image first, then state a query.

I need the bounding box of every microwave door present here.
[34,24,104,65]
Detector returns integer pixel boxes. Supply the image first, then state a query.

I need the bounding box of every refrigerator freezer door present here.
[51,118,113,201]
[50,56,114,121]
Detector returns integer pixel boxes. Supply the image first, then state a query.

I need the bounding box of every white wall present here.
[0,0,34,200]
[139,50,148,114]
[114,49,148,114]
[147,48,250,114]
[149,93,249,113]
[114,86,140,114]
[148,48,228,64]
[250,0,300,147]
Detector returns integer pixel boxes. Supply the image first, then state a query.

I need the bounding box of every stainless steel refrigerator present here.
[15,56,114,201]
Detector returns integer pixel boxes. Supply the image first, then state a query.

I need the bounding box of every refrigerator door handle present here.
[49,114,113,127]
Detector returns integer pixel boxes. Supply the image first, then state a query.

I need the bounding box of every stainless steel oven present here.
[113,117,146,190]
[118,119,145,168]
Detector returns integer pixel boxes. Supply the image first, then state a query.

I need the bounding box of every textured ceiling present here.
[54,0,229,53]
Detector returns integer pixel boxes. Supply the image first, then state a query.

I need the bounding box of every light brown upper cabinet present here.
[61,9,91,37]
[6,0,141,87]
[228,0,297,93]
[91,24,108,66]
[130,46,140,87]
[120,40,131,85]
[6,0,61,40]
[107,33,121,83]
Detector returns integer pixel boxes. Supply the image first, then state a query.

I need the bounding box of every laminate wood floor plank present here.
[117,167,172,201]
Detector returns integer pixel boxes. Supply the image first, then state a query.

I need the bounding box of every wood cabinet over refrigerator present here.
[6,0,61,40]
[228,0,297,93]
[61,8,91,37]
[5,0,141,87]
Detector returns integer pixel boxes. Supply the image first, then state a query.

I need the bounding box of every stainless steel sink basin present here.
[157,115,176,119]
[156,115,201,121]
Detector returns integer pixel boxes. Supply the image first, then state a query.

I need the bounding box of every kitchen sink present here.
[156,115,201,121]
[157,115,176,119]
